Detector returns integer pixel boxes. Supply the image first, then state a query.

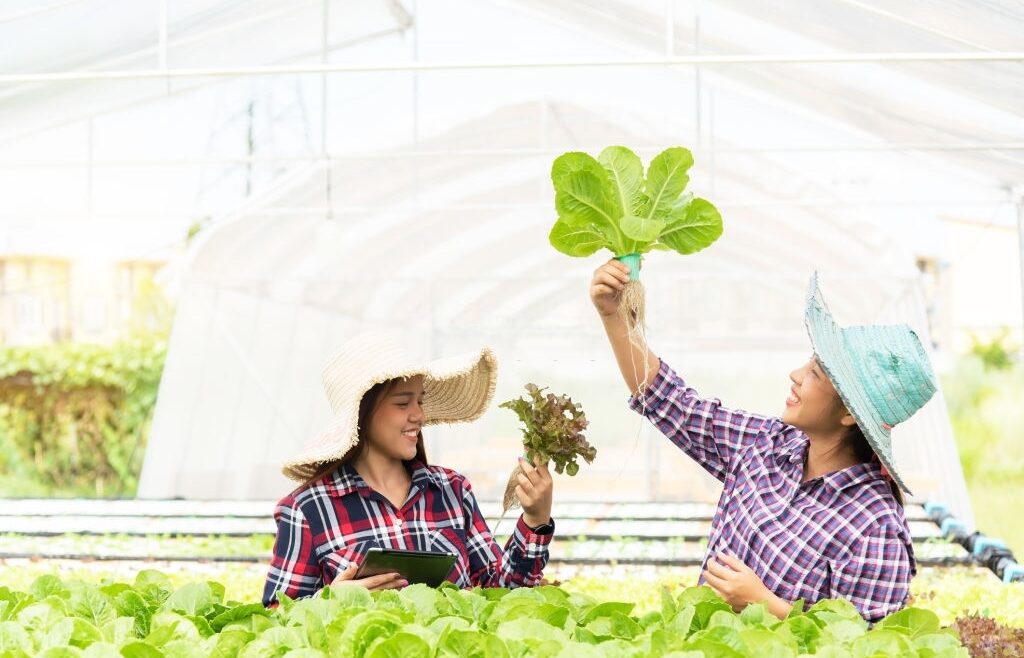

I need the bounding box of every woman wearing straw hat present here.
[591,261,938,623]
[262,334,554,606]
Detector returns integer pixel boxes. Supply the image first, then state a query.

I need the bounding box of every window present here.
[13,293,43,334]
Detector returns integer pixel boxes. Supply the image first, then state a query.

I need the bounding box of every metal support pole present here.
[158,0,168,70]
[158,0,169,94]
[86,118,94,217]
[412,0,421,210]
[694,0,702,148]
[1013,185,1024,355]
[321,0,332,220]
[664,0,674,56]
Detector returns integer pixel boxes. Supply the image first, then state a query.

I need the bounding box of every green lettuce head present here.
[549,146,723,266]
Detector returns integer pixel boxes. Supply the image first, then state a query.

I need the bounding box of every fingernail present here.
[399,580,409,587]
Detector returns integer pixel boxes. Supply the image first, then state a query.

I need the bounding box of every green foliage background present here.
[941,342,1024,557]
[0,335,167,497]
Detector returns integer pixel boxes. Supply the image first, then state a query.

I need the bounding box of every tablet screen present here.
[353,547,457,587]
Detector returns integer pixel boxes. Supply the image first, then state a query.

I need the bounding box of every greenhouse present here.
[1,1,1022,656]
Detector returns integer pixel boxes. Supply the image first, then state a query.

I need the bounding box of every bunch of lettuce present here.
[953,614,1024,657]
[500,383,595,513]
[548,146,722,260]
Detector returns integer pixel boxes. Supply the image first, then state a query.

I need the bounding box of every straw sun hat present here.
[282,333,498,482]
[804,273,938,495]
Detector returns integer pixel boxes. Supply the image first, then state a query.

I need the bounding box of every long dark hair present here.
[844,423,904,506]
[300,379,429,489]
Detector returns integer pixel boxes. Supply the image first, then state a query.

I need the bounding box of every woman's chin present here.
[383,447,417,462]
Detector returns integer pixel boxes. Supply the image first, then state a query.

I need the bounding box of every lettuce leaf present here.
[549,146,722,264]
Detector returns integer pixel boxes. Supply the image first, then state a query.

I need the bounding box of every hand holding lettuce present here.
[500,384,595,515]
[548,146,723,328]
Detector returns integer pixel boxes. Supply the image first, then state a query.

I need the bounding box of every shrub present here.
[0,334,166,496]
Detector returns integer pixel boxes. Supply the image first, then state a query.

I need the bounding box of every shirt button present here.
[394,519,403,526]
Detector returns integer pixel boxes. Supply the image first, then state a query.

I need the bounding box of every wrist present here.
[753,582,774,605]
[761,588,794,620]
[522,514,551,529]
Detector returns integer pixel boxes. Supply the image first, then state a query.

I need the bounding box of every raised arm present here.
[590,259,660,395]
[591,258,771,481]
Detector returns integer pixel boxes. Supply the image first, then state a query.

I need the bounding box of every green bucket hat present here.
[804,273,938,495]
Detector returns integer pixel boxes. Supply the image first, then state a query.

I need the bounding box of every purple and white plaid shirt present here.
[630,361,916,622]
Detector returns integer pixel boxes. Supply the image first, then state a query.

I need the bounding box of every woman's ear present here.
[839,410,858,427]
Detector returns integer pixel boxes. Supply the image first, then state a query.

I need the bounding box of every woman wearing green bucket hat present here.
[591,261,939,623]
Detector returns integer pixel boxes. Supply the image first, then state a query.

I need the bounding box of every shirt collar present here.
[329,460,442,498]
[776,428,886,493]
[821,460,886,493]
[409,461,446,491]
[775,428,809,465]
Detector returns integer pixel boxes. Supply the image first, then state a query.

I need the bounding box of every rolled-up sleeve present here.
[461,479,552,588]
[629,360,772,482]
[829,523,916,623]
[262,501,323,606]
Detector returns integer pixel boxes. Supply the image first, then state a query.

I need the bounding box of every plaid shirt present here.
[262,461,552,606]
[630,361,916,622]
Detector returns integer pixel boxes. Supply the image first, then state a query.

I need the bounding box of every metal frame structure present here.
[1,0,1021,511]
[2,4,1022,186]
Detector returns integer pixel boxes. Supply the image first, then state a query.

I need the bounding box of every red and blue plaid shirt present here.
[631,361,916,622]
[262,461,552,606]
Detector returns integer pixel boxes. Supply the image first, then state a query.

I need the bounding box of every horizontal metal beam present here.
[2,141,1024,169]
[2,51,1024,84]
[0,0,85,25]
[0,551,974,566]
[1,199,1015,222]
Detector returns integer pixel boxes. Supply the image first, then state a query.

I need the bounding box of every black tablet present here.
[353,547,457,587]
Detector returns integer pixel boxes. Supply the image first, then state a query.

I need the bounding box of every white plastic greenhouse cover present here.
[7,0,1024,527]
[135,128,974,525]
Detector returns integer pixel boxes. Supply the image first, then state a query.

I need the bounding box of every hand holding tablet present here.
[352,547,458,588]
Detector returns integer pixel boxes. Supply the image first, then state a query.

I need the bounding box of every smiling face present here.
[782,356,856,436]
[364,375,426,463]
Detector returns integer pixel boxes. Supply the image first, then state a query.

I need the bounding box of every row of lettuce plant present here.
[0,571,973,658]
